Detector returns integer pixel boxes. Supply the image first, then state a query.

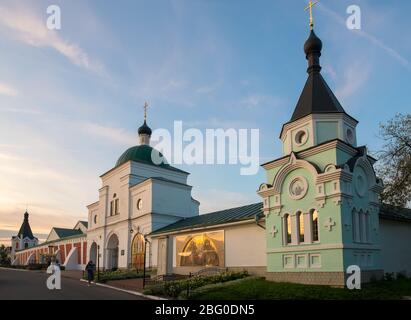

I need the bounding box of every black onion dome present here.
[138,120,152,136]
[304,30,323,57]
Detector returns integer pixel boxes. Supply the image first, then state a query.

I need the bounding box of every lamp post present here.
[48,245,54,265]
[97,245,100,281]
[143,235,151,289]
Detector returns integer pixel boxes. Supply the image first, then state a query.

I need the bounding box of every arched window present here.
[284,214,292,245]
[311,210,319,242]
[358,210,364,243]
[352,209,357,242]
[297,212,305,243]
[365,212,370,243]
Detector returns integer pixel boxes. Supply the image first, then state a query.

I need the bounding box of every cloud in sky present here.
[335,61,371,100]
[0,82,18,96]
[195,189,259,214]
[81,122,135,146]
[319,3,410,70]
[0,3,104,74]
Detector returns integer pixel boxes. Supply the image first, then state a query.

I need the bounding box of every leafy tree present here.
[0,244,11,266]
[376,113,411,207]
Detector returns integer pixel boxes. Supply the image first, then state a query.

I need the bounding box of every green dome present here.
[116,145,170,168]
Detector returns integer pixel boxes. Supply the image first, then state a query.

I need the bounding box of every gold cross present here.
[305,0,319,30]
[143,102,149,121]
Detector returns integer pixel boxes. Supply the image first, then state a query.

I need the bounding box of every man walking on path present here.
[85,260,96,286]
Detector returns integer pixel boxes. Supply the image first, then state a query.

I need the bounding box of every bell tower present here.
[258,4,383,286]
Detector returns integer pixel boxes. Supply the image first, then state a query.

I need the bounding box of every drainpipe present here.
[255,212,265,230]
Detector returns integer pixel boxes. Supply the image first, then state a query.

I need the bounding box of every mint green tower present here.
[258,26,383,286]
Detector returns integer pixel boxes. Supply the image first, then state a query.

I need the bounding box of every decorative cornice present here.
[267,243,380,253]
[280,113,358,140]
[316,170,352,184]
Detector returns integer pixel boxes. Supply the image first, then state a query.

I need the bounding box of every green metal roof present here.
[115,145,187,173]
[150,202,411,237]
[151,202,264,236]
[53,228,84,238]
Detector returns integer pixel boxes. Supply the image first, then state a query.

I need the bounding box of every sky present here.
[0,0,410,246]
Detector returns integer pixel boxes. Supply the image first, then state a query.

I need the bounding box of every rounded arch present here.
[353,157,377,188]
[89,242,97,265]
[180,234,220,267]
[106,233,119,270]
[272,156,319,192]
[131,233,145,271]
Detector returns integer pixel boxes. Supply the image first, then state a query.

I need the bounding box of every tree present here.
[0,245,11,266]
[376,113,411,207]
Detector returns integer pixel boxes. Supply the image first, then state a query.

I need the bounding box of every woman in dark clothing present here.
[85,260,96,286]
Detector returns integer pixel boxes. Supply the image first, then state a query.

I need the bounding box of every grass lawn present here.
[188,277,411,300]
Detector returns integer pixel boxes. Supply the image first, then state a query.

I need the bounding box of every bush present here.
[143,283,166,296]
[87,268,152,283]
[384,272,395,281]
[143,270,249,298]
[179,276,261,299]
[27,263,48,270]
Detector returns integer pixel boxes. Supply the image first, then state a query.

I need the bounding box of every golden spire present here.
[305,0,319,30]
[143,101,149,121]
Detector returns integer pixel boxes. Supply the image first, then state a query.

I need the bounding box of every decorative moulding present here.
[288,176,308,200]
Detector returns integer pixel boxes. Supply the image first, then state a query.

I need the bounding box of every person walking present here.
[85,260,96,286]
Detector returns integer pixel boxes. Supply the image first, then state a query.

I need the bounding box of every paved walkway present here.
[0,268,148,300]
[105,278,145,292]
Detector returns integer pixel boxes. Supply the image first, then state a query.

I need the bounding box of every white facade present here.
[86,151,199,270]
[154,221,267,276]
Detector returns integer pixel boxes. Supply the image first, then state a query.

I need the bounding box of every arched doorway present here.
[89,242,97,264]
[106,234,119,270]
[131,234,145,271]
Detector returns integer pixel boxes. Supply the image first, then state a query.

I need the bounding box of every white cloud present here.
[195,189,259,214]
[81,122,135,146]
[0,4,104,74]
[0,82,18,96]
[335,61,371,99]
[195,80,223,94]
[240,94,286,110]
[319,3,410,70]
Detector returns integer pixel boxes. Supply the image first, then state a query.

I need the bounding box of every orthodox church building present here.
[12,21,411,286]
[10,211,38,260]
[86,111,200,271]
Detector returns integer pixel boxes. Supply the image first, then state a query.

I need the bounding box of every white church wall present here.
[64,247,81,270]
[165,222,266,276]
[149,237,158,268]
[131,182,152,219]
[380,219,411,276]
[151,180,197,218]
[46,229,60,242]
[88,204,99,230]
[225,223,266,268]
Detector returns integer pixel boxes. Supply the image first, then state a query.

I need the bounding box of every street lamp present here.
[143,235,151,289]
[97,245,100,281]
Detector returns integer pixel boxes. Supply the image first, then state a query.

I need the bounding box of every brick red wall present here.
[65,244,72,258]
[59,245,65,264]
[82,242,87,264]
[74,243,81,264]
